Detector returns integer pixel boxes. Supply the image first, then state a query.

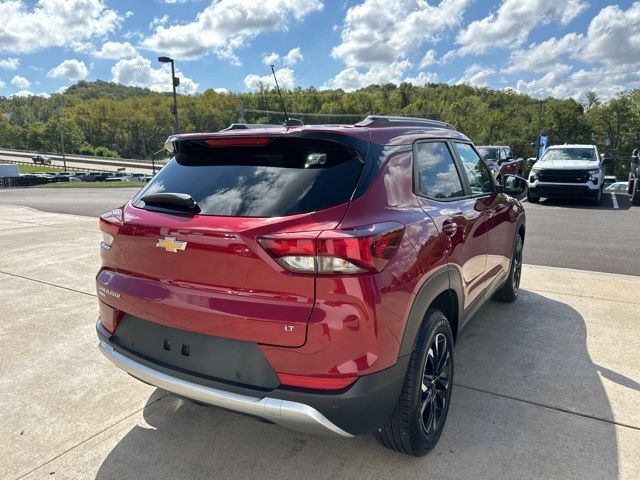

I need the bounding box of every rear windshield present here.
[132,137,363,217]
[478,147,498,160]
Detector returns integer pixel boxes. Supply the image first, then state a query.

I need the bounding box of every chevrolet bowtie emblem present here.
[156,236,187,253]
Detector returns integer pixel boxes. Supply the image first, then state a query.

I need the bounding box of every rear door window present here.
[133,137,363,217]
[413,141,466,200]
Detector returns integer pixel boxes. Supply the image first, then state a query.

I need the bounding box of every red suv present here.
[96,116,526,456]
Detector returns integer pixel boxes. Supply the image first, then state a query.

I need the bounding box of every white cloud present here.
[125,10,134,18]
[244,67,295,90]
[505,33,583,73]
[142,0,323,63]
[455,0,588,56]
[149,14,169,29]
[419,49,436,69]
[111,55,199,93]
[11,75,30,89]
[332,0,469,68]
[0,79,6,88]
[0,57,20,70]
[0,0,121,54]
[94,41,137,60]
[323,60,413,91]
[262,47,303,66]
[47,59,89,81]
[515,64,640,100]
[11,89,49,98]
[327,0,467,92]
[404,71,439,85]
[457,64,494,87]
[579,3,640,67]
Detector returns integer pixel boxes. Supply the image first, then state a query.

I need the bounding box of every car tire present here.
[591,187,602,206]
[632,178,640,206]
[492,234,523,303]
[628,176,634,195]
[526,193,540,203]
[374,309,454,457]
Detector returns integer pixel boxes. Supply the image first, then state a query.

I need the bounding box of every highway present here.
[0,149,166,174]
[0,187,638,276]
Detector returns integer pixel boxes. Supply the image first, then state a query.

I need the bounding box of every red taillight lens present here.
[277,373,358,390]
[204,137,272,147]
[99,209,122,249]
[258,223,404,274]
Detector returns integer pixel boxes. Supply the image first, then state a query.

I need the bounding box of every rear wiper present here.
[141,192,199,211]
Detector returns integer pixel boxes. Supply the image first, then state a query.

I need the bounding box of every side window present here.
[454,143,494,196]
[414,142,465,200]
[499,148,507,161]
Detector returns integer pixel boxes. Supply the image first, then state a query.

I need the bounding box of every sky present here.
[1,0,639,100]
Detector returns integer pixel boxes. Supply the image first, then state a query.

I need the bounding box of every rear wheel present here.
[493,234,523,303]
[375,309,454,456]
[632,178,640,206]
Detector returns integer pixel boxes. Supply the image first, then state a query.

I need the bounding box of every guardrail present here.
[0,150,167,171]
[0,147,147,163]
[0,158,112,173]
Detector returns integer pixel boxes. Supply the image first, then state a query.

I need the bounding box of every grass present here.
[18,164,61,173]
[40,181,146,188]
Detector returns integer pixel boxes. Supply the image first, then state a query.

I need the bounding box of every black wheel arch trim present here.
[398,266,463,357]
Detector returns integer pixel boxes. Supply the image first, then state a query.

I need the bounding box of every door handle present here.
[442,221,459,236]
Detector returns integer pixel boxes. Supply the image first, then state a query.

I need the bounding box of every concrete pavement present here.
[0,205,638,480]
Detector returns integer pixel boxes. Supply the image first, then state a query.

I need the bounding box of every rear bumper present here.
[96,321,408,436]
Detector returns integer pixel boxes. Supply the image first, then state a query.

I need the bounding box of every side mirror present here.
[502,174,528,197]
[602,157,614,167]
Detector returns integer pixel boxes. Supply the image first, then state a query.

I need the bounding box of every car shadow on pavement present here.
[539,192,632,211]
[95,290,618,480]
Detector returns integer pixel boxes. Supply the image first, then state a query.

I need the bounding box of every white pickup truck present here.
[527,144,613,205]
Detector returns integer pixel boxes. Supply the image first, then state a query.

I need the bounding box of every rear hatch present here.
[98,134,367,347]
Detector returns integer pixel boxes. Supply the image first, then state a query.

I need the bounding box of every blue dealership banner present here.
[538,135,548,159]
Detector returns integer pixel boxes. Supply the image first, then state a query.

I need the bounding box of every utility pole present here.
[139,130,154,175]
[56,104,67,170]
[535,101,544,160]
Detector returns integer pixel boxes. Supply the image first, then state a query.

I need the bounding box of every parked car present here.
[630,149,640,205]
[477,145,524,180]
[527,144,613,205]
[96,115,527,456]
[603,175,617,188]
[605,181,629,193]
[130,173,152,182]
[32,155,51,165]
[104,177,130,182]
[54,174,80,182]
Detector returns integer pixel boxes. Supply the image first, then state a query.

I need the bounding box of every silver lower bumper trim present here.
[98,341,353,437]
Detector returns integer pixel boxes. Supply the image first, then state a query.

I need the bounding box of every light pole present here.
[158,56,180,133]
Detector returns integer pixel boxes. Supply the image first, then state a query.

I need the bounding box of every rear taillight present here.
[99,209,122,249]
[258,223,404,274]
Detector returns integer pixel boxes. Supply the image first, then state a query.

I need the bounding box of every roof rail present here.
[355,115,455,130]
[219,123,282,131]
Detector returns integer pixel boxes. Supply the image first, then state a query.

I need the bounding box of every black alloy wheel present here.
[420,333,452,434]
